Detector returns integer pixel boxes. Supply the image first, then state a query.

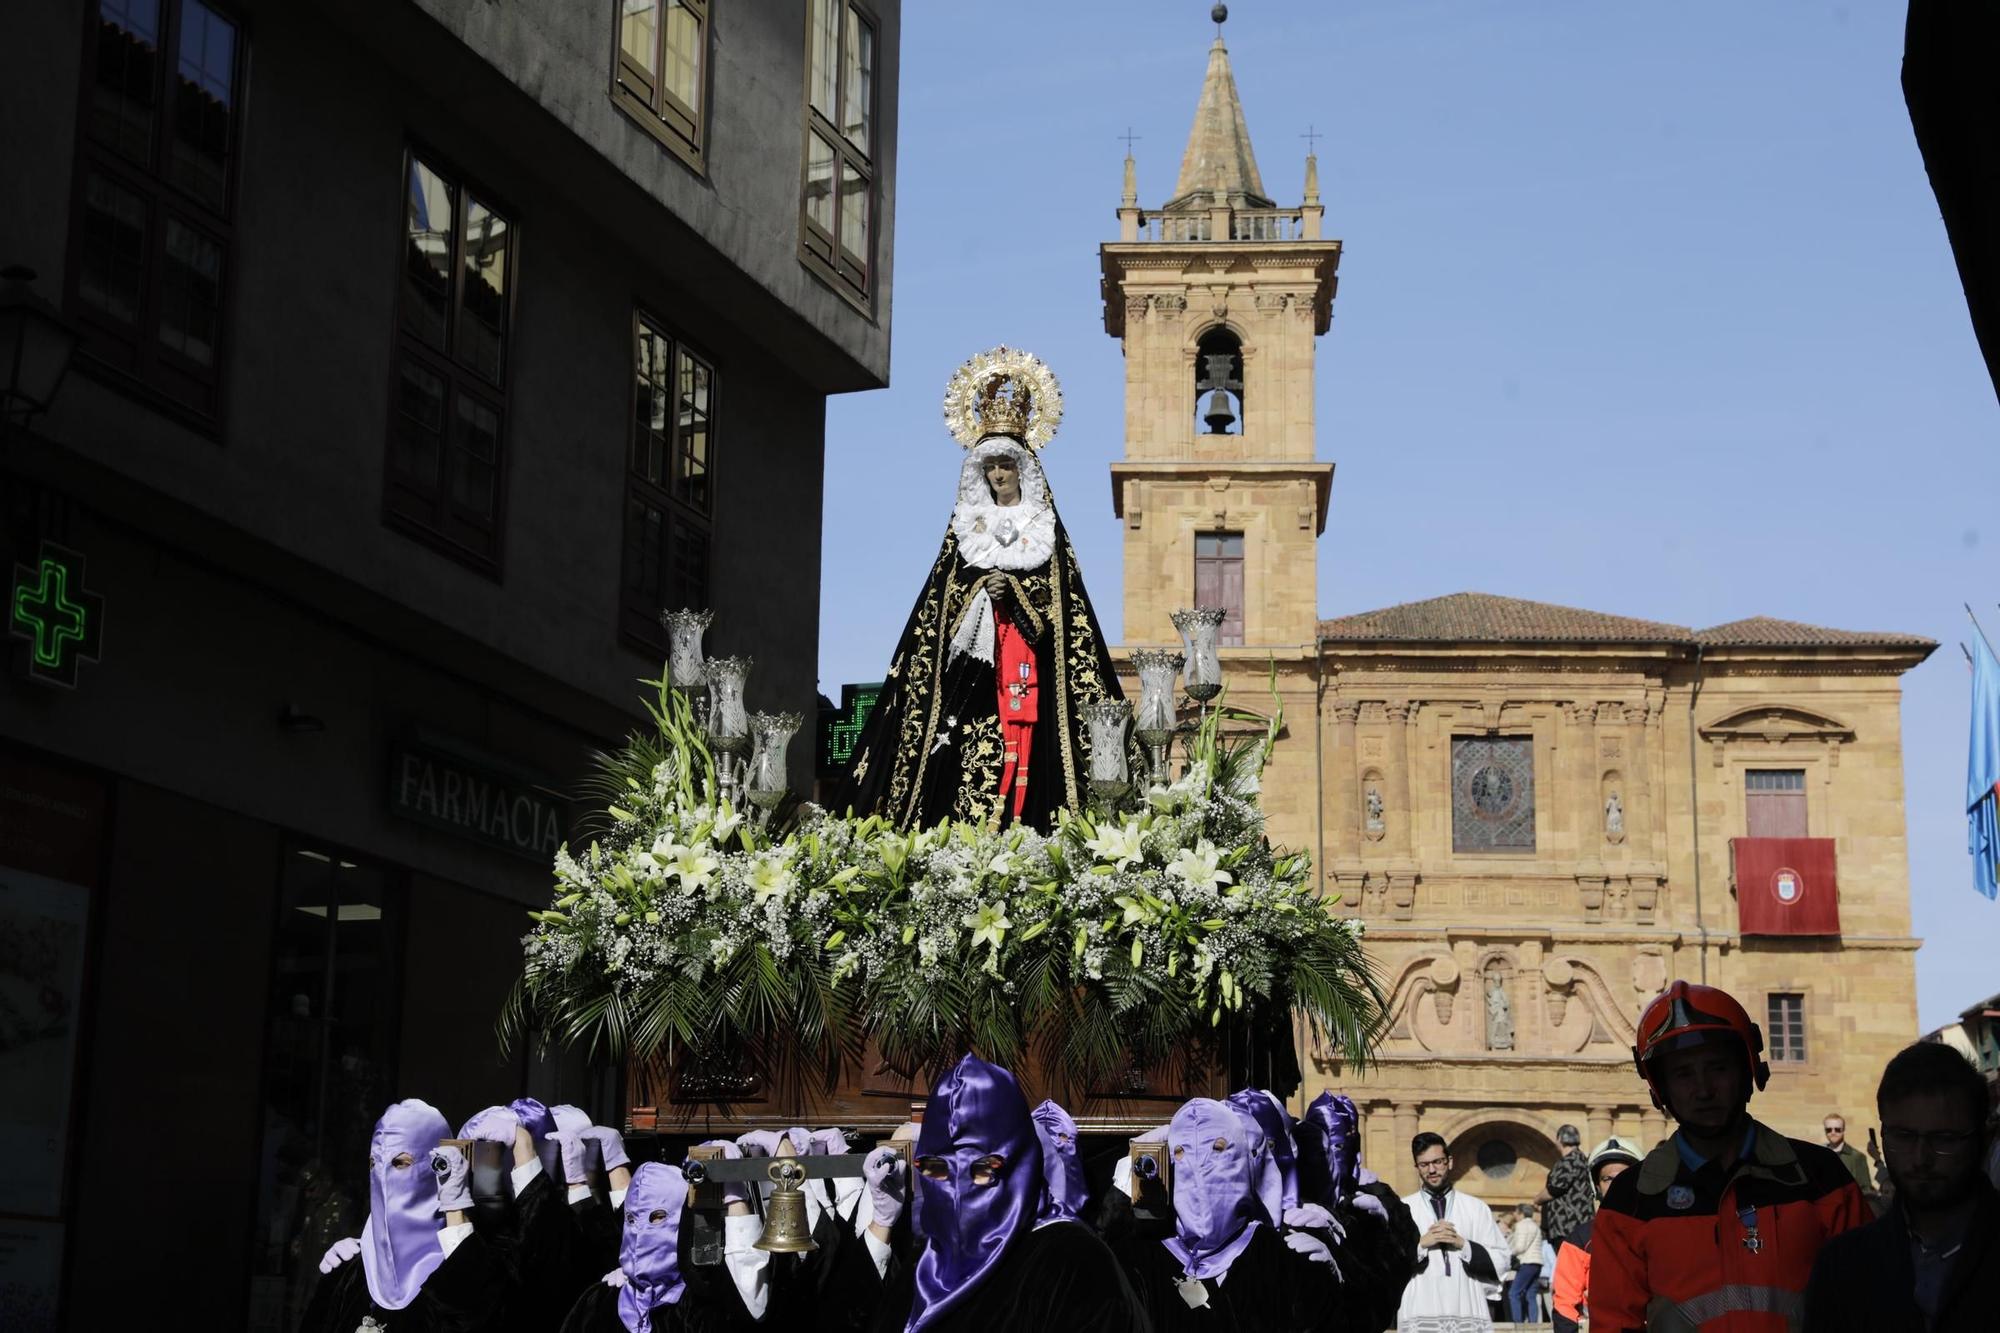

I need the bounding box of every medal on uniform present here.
[1738,1204,1761,1254]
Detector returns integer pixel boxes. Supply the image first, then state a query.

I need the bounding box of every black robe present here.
[1115,1222,1340,1333]
[868,1219,1149,1333]
[497,1170,593,1331]
[765,1189,892,1331]
[297,1230,517,1333]
[573,1195,623,1282]
[558,1274,760,1333]
[834,514,1125,831]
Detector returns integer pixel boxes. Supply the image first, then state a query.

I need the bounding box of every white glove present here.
[1284,1228,1341,1275]
[602,1267,629,1288]
[319,1236,360,1273]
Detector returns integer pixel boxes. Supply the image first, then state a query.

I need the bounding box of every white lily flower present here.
[1168,841,1232,890]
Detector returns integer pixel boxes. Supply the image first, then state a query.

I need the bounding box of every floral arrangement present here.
[506,674,1385,1099]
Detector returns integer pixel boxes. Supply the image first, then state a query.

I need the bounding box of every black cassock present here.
[1324,1182,1420,1333]
[834,514,1124,832]
[297,1231,516,1333]
[572,1194,622,1281]
[1115,1223,1341,1333]
[764,1189,891,1331]
[866,1219,1149,1333]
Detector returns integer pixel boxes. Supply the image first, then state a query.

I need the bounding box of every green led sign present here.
[10,542,103,689]
[817,681,883,777]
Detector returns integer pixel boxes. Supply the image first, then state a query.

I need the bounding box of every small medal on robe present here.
[1176,1275,1210,1309]
[1738,1204,1761,1253]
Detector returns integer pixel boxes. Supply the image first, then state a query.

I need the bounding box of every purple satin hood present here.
[619,1162,689,1333]
[908,1055,1041,1333]
[1029,1099,1087,1225]
[1226,1088,1299,1215]
[510,1096,561,1182]
[361,1099,450,1310]
[1305,1091,1361,1207]
[1162,1098,1274,1282]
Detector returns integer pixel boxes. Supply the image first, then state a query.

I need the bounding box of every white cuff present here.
[568,1184,594,1205]
[865,1226,896,1278]
[510,1159,543,1196]
[609,1187,628,1208]
[722,1214,771,1320]
[438,1220,475,1258]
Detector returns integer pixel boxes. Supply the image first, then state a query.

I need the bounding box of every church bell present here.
[754,1159,819,1254]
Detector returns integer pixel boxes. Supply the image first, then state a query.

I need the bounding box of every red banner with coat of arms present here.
[1731,838,1841,936]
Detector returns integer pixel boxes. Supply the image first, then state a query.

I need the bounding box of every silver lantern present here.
[1083,698,1133,808]
[1130,648,1184,784]
[744,711,802,814]
[1171,607,1225,704]
[704,656,754,802]
[660,608,714,691]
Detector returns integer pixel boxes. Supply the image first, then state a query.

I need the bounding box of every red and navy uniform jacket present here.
[1588,1119,1867,1331]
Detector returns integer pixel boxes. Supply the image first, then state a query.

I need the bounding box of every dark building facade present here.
[0,0,898,1324]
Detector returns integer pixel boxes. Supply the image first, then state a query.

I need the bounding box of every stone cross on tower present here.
[1102,14,1340,651]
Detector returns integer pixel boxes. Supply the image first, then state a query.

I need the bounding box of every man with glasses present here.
[1804,1041,2000,1331]
[1396,1132,1509,1332]
[1821,1112,1881,1210]
[1588,981,1868,1330]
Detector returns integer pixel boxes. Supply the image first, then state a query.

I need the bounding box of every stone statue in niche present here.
[1485,972,1515,1051]
[1605,790,1624,839]
[1364,784,1385,837]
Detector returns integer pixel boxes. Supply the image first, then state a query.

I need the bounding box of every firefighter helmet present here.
[1632,980,1769,1111]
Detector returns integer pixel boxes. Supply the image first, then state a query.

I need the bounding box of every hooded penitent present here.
[1305,1091,1362,1207]
[618,1162,690,1333]
[1225,1088,1299,1216]
[909,1054,1043,1332]
[510,1095,561,1181]
[360,1099,451,1310]
[1162,1098,1282,1282]
[1030,1099,1088,1226]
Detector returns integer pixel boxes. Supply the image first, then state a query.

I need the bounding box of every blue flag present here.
[1967,634,2000,900]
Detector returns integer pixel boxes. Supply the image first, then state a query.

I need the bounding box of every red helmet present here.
[1632,980,1769,1111]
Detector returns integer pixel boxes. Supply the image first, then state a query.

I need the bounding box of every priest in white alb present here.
[1396,1132,1510,1333]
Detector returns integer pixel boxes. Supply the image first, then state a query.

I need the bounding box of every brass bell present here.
[754,1158,819,1254]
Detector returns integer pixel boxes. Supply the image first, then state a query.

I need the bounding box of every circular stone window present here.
[1475,1139,1519,1179]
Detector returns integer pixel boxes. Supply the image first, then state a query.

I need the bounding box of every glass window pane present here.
[676,350,712,510]
[804,134,837,235]
[626,492,667,608]
[91,0,161,164]
[633,322,672,485]
[78,172,149,327]
[620,0,659,76]
[808,0,838,120]
[170,1,236,211]
[158,216,224,366]
[669,516,709,611]
[451,395,501,520]
[393,358,446,488]
[459,195,510,383]
[402,159,454,351]
[838,159,870,265]
[842,8,873,156]
[663,1,701,111]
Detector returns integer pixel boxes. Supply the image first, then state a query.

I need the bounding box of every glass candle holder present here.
[1129,649,1184,747]
[661,608,714,691]
[1171,607,1226,703]
[704,656,753,755]
[745,711,802,810]
[1083,698,1133,804]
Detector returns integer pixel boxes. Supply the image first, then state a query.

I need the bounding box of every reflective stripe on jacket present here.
[1587,1120,1868,1332]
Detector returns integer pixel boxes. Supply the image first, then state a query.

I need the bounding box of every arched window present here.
[1194,327,1243,435]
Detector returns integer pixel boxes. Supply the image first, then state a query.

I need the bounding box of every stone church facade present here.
[1105,22,1935,1203]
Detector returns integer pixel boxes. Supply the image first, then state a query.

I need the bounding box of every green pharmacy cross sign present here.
[10,542,104,688]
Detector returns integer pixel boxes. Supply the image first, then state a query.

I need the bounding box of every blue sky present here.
[817,1,1999,1033]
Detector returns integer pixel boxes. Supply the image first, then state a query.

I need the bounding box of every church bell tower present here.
[1102,9,1339,649]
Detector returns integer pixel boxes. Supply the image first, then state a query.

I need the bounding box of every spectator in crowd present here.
[1822,1111,1881,1212]
[1548,1137,1640,1333]
[1589,981,1867,1329]
[1804,1041,2000,1331]
[1535,1124,1595,1247]
[1504,1204,1542,1323]
[1396,1132,1509,1333]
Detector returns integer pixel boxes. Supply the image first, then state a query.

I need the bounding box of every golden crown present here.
[942,346,1064,451]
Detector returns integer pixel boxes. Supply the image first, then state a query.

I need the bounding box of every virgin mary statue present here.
[837,347,1125,830]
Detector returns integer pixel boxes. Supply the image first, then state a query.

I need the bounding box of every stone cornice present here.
[1111,460,1335,533]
